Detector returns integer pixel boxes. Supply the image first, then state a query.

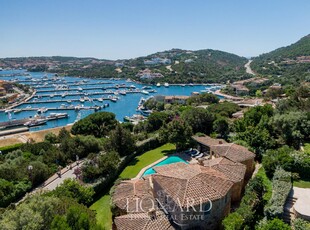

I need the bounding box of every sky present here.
[0,0,310,59]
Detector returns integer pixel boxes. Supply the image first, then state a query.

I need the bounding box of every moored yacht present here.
[156,83,161,87]
[164,82,169,87]
[141,90,149,95]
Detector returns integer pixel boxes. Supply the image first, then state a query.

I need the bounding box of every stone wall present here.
[241,158,255,179]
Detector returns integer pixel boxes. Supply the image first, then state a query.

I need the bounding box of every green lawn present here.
[119,143,175,179]
[90,195,112,230]
[293,179,310,188]
[90,143,176,229]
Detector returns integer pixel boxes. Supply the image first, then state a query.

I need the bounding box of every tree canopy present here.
[71,112,117,137]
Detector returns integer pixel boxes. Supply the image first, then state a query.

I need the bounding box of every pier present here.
[35,85,135,93]
[10,105,109,112]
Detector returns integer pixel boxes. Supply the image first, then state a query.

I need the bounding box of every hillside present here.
[251,34,310,85]
[0,49,249,84]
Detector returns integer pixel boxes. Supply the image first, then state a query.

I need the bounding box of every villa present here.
[192,135,255,179]
[112,136,255,230]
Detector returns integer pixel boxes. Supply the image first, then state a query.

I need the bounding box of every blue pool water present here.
[142,156,188,177]
[0,69,224,131]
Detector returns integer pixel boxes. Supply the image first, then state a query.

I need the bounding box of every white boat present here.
[164,83,169,87]
[13,109,22,113]
[97,98,103,102]
[67,100,72,103]
[120,91,126,95]
[189,83,194,87]
[24,119,47,127]
[156,83,161,87]
[130,85,136,88]
[80,97,85,103]
[26,105,32,109]
[114,91,119,95]
[142,86,152,90]
[77,87,83,91]
[48,113,68,119]
[37,107,48,113]
[141,90,150,95]
[108,95,118,102]
[181,84,186,87]
[5,109,12,113]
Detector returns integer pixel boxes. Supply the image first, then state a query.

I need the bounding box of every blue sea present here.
[0,69,223,131]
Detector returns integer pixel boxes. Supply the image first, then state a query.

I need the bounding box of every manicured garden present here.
[119,143,175,179]
[90,143,176,229]
[90,195,112,230]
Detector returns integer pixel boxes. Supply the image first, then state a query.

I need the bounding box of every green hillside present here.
[61,49,248,83]
[0,49,249,84]
[251,34,310,85]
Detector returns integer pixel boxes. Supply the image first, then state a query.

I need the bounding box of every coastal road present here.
[42,161,84,191]
[244,60,256,75]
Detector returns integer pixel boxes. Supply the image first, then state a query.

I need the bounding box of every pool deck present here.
[133,153,202,179]
[134,156,168,179]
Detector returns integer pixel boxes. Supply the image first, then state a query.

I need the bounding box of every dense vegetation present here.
[0,49,249,84]
[252,34,310,85]
[0,179,100,230]
[0,82,309,229]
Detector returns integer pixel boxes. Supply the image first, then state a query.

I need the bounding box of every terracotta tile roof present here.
[112,179,155,213]
[152,163,233,206]
[211,143,255,163]
[203,157,246,183]
[192,135,227,147]
[114,210,174,230]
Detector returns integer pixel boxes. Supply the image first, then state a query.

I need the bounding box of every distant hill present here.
[251,34,310,85]
[0,49,249,84]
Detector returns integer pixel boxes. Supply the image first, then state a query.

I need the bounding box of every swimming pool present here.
[142,156,188,177]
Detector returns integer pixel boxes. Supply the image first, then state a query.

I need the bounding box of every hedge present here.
[0,143,23,154]
[264,167,292,220]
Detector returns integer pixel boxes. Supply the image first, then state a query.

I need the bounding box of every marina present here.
[0,69,224,132]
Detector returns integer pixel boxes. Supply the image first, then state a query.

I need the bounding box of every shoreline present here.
[0,124,72,147]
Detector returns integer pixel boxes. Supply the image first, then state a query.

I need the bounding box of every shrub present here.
[256,218,291,230]
[264,168,292,220]
[0,143,23,155]
[292,218,310,230]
